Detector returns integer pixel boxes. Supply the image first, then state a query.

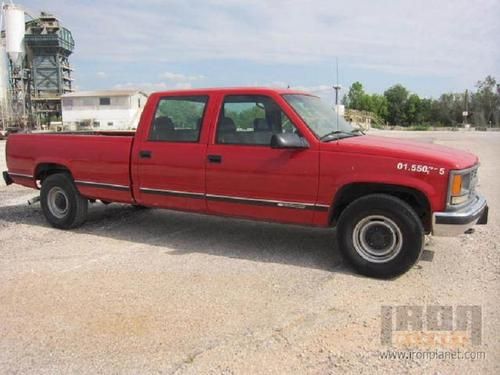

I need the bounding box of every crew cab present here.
[3,88,488,278]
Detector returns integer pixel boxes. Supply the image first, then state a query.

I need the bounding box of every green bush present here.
[411,124,431,131]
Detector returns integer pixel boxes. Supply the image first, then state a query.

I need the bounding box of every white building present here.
[61,90,148,131]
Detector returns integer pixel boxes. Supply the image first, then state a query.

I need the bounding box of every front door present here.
[205,94,320,225]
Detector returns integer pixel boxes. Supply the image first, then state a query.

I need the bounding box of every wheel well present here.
[330,183,432,233]
[35,163,72,183]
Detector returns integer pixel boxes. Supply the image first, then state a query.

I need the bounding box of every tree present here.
[344,81,365,109]
[368,94,388,121]
[341,75,499,127]
[431,93,464,126]
[405,94,421,125]
[471,76,500,126]
[417,98,432,124]
[384,84,409,125]
[343,82,389,122]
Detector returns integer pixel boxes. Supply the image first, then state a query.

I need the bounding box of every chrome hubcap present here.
[352,215,403,263]
[47,187,69,219]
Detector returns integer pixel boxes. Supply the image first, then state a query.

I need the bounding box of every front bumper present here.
[432,194,488,236]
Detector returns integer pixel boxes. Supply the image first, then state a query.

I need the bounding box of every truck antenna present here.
[333,58,342,106]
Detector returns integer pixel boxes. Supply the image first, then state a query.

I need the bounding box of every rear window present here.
[149,96,208,142]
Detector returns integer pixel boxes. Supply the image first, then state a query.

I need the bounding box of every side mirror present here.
[270,133,309,149]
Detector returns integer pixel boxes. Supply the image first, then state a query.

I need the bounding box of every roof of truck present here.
[150,87,312,96]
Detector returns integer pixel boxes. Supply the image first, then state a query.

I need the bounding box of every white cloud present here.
[159,72,205,82]
[113,82,168,93]
[246,81,288,88]
[96,71,107,78]
[38,0,500,88]
[263,81,289,88]
[173,82,193,89]
[112,81,193,92]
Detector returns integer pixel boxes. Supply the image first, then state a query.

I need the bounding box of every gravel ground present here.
[0,131,499,374]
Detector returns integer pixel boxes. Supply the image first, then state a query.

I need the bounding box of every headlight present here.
[448,166,478,206]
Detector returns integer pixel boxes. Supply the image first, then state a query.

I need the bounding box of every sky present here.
[20,0,500,100]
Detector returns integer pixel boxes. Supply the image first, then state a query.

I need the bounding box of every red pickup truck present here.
[3,88,488,278]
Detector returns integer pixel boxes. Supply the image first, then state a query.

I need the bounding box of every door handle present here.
[207,154,222,163]
[139,150,152,159]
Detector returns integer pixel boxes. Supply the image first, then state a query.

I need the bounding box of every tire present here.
[132,204,150,209]
[336,194,424,279]
[40,173,88,229]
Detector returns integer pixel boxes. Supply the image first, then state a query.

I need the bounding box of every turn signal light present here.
[451,174,463,196]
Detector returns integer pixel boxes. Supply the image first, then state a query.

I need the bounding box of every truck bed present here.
[6,132,135,204]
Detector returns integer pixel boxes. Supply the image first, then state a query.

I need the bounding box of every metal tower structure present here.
[1,3,74,129]
[25,12,74,126]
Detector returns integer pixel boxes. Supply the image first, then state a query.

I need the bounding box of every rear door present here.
[205,93,321,225]
[132,94,211,212]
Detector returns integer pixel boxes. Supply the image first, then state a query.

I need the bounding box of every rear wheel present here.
[336,194,424,278]
[132,204,150,209]
[40,173,88,229]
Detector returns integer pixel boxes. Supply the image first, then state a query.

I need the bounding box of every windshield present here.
[283,94,355,140]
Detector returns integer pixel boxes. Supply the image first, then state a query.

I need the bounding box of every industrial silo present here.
[0,45,11,129]
[4,4,25,67]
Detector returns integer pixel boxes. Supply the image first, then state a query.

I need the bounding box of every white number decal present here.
[396,162,446,175]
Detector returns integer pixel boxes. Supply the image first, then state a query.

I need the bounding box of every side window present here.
[149,96,208,142]
[217,95,298,145]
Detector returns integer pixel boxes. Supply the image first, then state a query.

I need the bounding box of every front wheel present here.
[336,194,424,278]
[40,173,88,229]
